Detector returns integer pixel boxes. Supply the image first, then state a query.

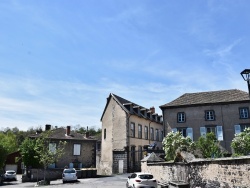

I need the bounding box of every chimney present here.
[86,126,89,138]
[45,124,51,131]
[150,107,155,114]
[66,126,71,135]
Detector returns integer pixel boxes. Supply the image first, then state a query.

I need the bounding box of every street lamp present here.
[241,69,250,98]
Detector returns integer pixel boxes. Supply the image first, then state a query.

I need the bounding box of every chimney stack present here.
[150,106,155,114]
[86,126,89,138]
[45,124,51,131]
[66,126,71,135]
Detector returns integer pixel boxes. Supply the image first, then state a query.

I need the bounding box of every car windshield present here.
[138,174,154,179]
[64,169,75,173]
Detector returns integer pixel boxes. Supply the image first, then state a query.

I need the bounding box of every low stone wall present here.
[141,156,250,188]
[22,168,97,182]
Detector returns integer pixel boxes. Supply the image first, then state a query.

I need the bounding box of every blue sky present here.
[0,0,250,131]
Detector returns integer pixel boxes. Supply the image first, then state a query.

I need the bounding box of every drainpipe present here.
[161,107,166,137]
[149,121,153,145]
[126,113,131,173]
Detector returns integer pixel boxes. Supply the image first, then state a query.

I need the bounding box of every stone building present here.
[160,89,250,152]
[29,125,97,169]
[99,93,164,175]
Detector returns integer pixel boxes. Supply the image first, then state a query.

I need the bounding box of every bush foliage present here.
[231,127,250,156]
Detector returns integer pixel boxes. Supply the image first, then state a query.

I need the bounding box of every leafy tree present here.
[20,138,41,168]
[162,131,195,161]
[231,127,250,156]
[0,132,18,154]
[34,131,66,181]
[0,144,7,169]
[76,126,101,136]
[196,132,221,158]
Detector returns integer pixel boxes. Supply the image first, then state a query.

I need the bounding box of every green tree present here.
[0,144,7,169]
[34,131,66,182]
[0,132,18,154]
[20,138,41,168]
[231,127,250,156]
[162,131,195,161]
[196,132,221,158]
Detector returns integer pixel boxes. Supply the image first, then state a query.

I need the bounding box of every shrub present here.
[231,127,250,156]
[162,131,195,161]
[196,132,222,158]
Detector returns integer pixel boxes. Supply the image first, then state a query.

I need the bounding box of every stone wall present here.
[141,156,250,188]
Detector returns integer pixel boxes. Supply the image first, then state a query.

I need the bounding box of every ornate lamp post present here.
[241,69,250,98]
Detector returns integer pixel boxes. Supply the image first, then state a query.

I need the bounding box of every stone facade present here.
[99,93,164,175]
[29,126,97,169]
[141,156,250,188]
[160,89,250,153]
[56,140,96,168]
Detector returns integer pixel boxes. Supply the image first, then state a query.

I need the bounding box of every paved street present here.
[1,174,129,188]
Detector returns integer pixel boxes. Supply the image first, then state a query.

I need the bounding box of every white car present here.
[126,172,157,188]
[62,168,77,183]
[4,170,17,181]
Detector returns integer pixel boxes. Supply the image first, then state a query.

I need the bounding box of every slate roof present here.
[29,128,96,141]
[160,89,250,108]
[100,93,162,122]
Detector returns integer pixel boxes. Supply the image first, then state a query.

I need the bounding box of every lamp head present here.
[240,69,250,81]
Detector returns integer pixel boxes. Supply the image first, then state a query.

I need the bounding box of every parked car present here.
[62,168,77,183]
[126,172,157,188]
[4,170,17,181]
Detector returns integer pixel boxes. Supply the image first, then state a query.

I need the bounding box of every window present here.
[150,127,154,140]
[239,108,249,119]
[160,130,164,141]
[130,146,136,167]
[49,143,56,154]
[200,125,223,141]
[177,112,185,123]
[138,146,143,160]
[205,110,215,121]
[144,126,148,140]
[138,124,142,139]
[104,128,106,139]
[73,144,81,155]
[234,124,250,134]
[130,123,135,137]
[172,127,193,140]
[177,127,187,137]
[155,129,159,141]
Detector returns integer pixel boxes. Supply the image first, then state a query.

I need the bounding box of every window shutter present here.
[234,125,241,135]
[172,128,177,133]
[69,163,73,168]
[49,143,56,154]
[74,144,81,155]
[186,128,193,141]
[216,126,223,141]
[200,127,206,137]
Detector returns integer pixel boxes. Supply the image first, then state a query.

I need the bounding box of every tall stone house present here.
[99,93,164,175]
[160,89,250,152]
[29,125,97,169]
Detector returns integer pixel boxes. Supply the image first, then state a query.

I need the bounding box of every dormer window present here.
[123,103,133,112]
